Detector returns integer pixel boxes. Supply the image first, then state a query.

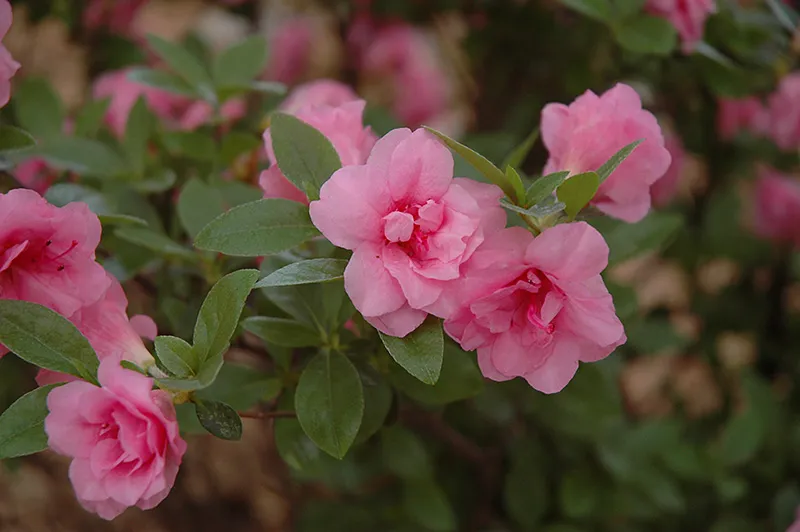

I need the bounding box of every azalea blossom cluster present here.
[259,81,670,393]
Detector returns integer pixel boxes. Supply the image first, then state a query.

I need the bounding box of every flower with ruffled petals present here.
[646,0,715,53]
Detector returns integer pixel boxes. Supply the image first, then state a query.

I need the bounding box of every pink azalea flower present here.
[93,68,245,137]
[651,133,686,207]
[717,97,768,140]
[542,83,672,223]
[36,274,158,386]
[12,159,58,195]
[280,79,360,114]
[260,95,377,204]
[752,166,800,247]
[0,0,20,108]
[0,189,110,324]
[45,358,186,520]
[787,508,800,532]
[766,73,800,151]
[83,0,148,37]
[354,23,449,128]
[264,17,314,85]
[646,0,715,53]
[309,128,506,337]
[444,223,626,393]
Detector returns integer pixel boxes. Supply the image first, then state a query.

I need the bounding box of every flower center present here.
[522,269,563,335]
[382,200,445,259]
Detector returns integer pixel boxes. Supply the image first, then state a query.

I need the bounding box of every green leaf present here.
[255,258,348,288]
[560,0,612,21]
[0,125,36,154]
[194,400,242,440]
[145,34,213,95]
[295,351,364,459]
[559,469,601,519]
[161,130,217,162]
[270,112,342,201]
[126,67,196,97]
[195,199,320,256]
[556,171,600,220]
[0,301,98,383]
[220,132,261,165]
[242,316,323,347]
[129,168,177,194]
[213,35,269,88]
[424,126,515,200]
[720,407,764,466]
[177,178,227,239]
[123,96,154,174]
[74,98,111,138]
[503,127,540,170]
[13,78,64,139]
[195,363,281,411]
[613,15,677,55]
[613,0,647,18]
[0,384,60,459]
[597,139,644,182]
[153,335,196,378]
[217,180,264,208]
[403,479,457,532]
[97,214,148,227]
[381,426,432,480]
[354,366,392,444]
[505,166,527,205]
[765,0,799,32]
[193,269,259,369]
[505,439,549,527]
[526,171,570,207]
[627,318,690,353]
[45,183,109,213]
[602,212,683,264]
[114,227,196,260]
[379,316,443,385]
[36,136,126,177]
[389,342,483,405]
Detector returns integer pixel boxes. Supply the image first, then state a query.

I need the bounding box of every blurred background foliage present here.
[1,0,799,531]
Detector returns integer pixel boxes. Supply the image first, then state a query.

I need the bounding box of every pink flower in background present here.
[264,17,314,85]
[45,358,186,520]
[717,97,768,140]
[0,0,20,108]
[766,73,800,151]
[354,23,449,128]
[651,134,686,207]
[280,79,360,114]
[83,0,148,37]
[310,128,506,337]
[752,166,800,247]
[0,189,110,324]
[260,91,376,204]
[787,509,800,532]
[445,223,626,393]
[12,159,58,195]
[93,68,244,137]
[646,0,715,53]
[542,83,671,223]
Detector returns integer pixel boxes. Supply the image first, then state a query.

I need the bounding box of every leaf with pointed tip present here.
[380,316,444,385]
[255,258,348,288]
[0,384,61,459]
[596,139,644,182]
[556,171,600,220]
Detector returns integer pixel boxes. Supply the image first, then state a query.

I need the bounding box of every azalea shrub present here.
[1,0,800,530]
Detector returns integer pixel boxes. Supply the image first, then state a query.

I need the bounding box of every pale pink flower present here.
[45,358,186,520]
[651,134,686,207]
[83,0,148,37]
[445,223,626,393]
[0,189,110,323]
[355,23,449,128]
[766,73,800,151]
[280,79,360,114]
[309,128,506,337]
[0,0,20,108]
[542,83,672,223]
[717,97,768,140]
[752,166,800,247]
[264,17,314,85]
[646,0,715,53]
[93,68,244,137]
[260,97,377,204]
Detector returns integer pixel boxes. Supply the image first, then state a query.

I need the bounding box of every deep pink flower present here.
[542,83,672,223]
[260,96,377,204]
[0,0,20,108]
[0,189,110,322]
[309,128,506,337]
[766,73,800,151]
[83,0,147,37]
[444,223,626,393]
[93,68,245,137]
[651,133,685,207]
[752,166,800,247]
[45,358,186,520]
[717,97,768,140]
[355,23,449,128]
[646,0,715,53]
